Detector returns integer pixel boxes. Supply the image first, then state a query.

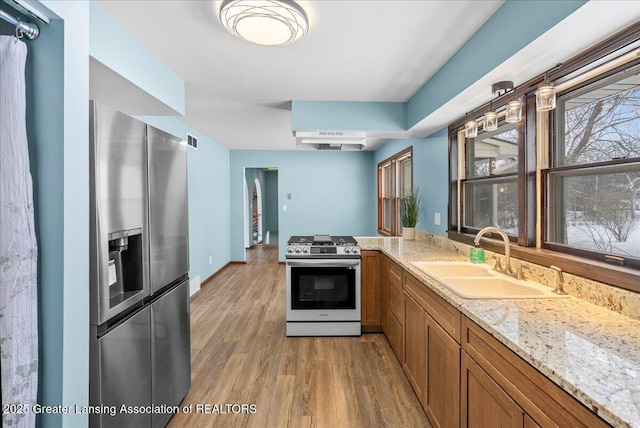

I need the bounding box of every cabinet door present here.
[461,352,524,428]
[403,292,426,406]
[381,254,389,331]
[386,307,404,362]
[425,314,460,428]
[388,268,404,323]
[361,251,381,328]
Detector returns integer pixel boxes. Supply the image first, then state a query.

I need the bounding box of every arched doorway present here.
[252,178,263,245]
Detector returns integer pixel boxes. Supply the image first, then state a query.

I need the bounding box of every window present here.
[546,64,640,267]
[462,122,520,236]
[378,147,412,236]
[448,22,640,292]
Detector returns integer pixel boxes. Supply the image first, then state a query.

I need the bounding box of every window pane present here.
[398,158,412,196]
[384,165,392,197]
[383,199,391,230]
[468,123,519,178]
[556,67,640,167]
[463,179,519,234]
[548,168,640,258]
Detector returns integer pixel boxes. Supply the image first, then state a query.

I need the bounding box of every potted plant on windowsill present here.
[400,188,420,240]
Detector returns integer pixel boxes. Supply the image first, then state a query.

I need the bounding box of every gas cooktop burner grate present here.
[286,235,360,258]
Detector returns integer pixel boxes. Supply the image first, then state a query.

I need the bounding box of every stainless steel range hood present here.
[294,130,366,151]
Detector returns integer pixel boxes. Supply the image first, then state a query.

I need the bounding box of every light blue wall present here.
[25,2,90,427]
[136,116,231,282]
[231,151,377,261]
[374,128,449,237]
[406,0,587,127]
[290,1,587,133]
[89,1,185,114]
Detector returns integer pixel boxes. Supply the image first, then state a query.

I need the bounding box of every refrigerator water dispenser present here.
[107,228,144,309]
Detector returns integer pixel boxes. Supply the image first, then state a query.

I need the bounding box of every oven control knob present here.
[352,247,359,254]
[287,246,294,253]
[344,247,351,254]
[295,247,302,253]
[303,247,309,253]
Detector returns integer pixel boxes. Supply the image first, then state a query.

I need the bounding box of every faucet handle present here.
[516,263,529,280]
[489,254,503,272]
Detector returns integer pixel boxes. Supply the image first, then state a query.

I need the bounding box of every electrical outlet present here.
[209,256,213,264]
[283,205,287,212]
[434,213,441,226]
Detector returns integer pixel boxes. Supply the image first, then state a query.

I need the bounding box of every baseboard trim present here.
[201,262,231,288]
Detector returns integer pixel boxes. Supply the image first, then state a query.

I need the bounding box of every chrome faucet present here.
[474,226,516,277]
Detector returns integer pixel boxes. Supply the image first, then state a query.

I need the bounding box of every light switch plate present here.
[434,212,441,226]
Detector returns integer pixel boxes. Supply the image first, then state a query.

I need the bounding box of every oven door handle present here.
[286,260,360,268]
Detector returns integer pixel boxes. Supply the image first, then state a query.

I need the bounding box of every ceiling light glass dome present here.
[219,0,309,46]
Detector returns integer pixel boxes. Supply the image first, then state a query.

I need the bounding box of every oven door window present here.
[291,266,356,310]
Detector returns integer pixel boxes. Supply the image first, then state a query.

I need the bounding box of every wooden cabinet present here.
[461,316,609,428]
[403,292,426,405]
[403,272,461,428]
[380,254,389,331]
[425,313,460,428]
[383,257,404,361]
[361,250,381,331]
[462,351,524,428]
[374,250,607,428]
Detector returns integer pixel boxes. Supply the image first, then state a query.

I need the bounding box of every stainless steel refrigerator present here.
[89,101,191,428]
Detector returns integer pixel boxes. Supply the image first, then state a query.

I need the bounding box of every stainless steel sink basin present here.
[411,261,569,299]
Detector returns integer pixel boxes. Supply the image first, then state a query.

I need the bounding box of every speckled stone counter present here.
[357,236,640,428]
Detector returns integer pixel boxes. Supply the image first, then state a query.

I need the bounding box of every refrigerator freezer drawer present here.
[151,280,191,428]
[91,307,152,428]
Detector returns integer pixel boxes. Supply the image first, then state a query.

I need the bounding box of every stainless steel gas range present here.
[285,235,361,337]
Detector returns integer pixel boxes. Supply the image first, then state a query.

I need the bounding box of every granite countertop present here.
[357,237,640,428]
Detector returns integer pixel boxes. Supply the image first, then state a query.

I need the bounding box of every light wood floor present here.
[168,245,431,428]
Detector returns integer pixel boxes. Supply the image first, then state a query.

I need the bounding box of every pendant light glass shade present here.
[465,120,478,138]
[505,99,523,123]
[219,0,309,46]
[484,111,498,131]
[535,84,556,111]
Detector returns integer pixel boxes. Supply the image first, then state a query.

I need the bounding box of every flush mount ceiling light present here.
[219,0,309,46]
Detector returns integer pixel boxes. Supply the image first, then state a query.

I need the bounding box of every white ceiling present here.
[93,1,640,152]
[95,0,504,150]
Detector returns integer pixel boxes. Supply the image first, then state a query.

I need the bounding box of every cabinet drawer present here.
[462,316,609,428]
[404,272,460,343]
[386,307,404,362]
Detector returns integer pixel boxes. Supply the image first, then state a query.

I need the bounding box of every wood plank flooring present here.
[168,245,431,428]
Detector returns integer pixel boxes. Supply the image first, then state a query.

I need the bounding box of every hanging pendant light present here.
[535,71,556,111]
[465,118,478,138]
[483,81,512,131]
[219,0,309,46]
[505,98,523,123]
[484,111,498,131]
[535,64,562,111]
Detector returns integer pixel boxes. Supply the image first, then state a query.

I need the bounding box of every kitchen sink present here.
[411,261,496,278]
[411,261,569,299]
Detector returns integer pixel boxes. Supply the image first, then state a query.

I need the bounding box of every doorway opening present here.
[244,168,279,256]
